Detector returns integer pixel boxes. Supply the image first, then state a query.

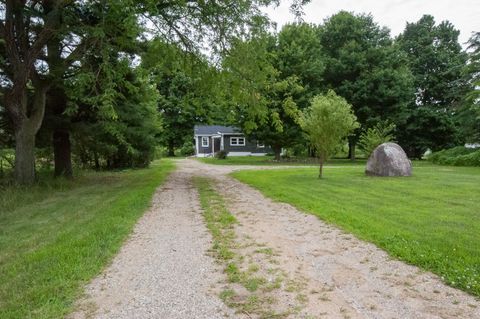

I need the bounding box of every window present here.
[201,136,209,147]
[257,141,265,148]
[230,137,245,146]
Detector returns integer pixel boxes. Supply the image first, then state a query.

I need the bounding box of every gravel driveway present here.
[70,165,236,319]
[71,159,480,319]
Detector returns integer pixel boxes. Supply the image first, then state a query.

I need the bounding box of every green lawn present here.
[0,160,175,319]
[197,155,368,166]
[232,164,480,297]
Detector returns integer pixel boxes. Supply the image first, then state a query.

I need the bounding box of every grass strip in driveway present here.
[0,160,175,319]
[232,164,480,297]
[194,176,303,318]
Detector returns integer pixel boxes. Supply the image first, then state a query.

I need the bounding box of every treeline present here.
[220,13,479,161]
[1,1,479,184]
[1,0,306,184]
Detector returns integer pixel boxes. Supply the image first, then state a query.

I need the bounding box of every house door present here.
[213,138,221,154]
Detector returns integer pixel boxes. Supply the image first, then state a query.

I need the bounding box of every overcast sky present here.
[265,0,480,47]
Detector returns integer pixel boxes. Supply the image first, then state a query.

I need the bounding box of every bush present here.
[215,150,228,159]
[179,140,195,156]
[428,146,480,166]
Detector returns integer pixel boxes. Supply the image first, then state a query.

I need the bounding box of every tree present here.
[276,23,325,108]
[458,32,480,143]
[396,15,468,157]
[319,11,414,159]
[358,121,396,157]
[299,90,359,178]
[142,40,222,156]
[69,60,162,169]
[222,35,304,160]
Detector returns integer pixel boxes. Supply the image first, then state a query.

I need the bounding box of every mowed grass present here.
[232,164,480,296]
[198,155,367,166]
[0,160,175,319]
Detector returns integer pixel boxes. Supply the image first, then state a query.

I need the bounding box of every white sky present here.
[265,0,480,47]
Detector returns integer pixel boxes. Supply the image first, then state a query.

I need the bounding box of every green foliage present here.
[428,146,480,166]
[299,90,359,177]
[397,15,468,108]
[396,15,468,156]
[179,140,195,157]
[233,164,480,297]
[397,107,459,158]
[70,62,162,169]
[319,11,413,133]
[223,34,305,158]
[142,39,222,156]
[276,23,325,107]
[358,121,396,157]
[0,160,175,318]
[215,150,228,160]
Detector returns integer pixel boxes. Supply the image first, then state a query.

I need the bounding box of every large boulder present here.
[366,143,412,177]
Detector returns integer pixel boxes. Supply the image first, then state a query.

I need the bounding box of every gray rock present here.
[366,143,412,177]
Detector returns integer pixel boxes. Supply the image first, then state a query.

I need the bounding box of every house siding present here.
[197,136,212,154]
[223,135,271,154]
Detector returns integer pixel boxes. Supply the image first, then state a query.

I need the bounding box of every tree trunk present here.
[167,140,175,157]
[273,145,282,161]
[348,140,356,161]
[14,127,37,184]
[6,82,48,185]
[318,155,324,179]
[53,130,73,178]
[94,152,100,170]
[47,86,73,178]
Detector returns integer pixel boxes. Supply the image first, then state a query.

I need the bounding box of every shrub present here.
[358,121,396,157]
[215,150,228,159]
[428,146,480,166]
[179,140,195,156]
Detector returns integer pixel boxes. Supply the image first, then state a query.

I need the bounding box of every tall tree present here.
[223,34,304,160]
[396,15,468,157]
[319,11,414,159]
[142,40,222,156]
[458,32,480,143]
[276,23,325,107]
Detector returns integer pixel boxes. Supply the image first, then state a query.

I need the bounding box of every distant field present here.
[232,164,480,297]
[197,155,368,166]
[0,160,175,319]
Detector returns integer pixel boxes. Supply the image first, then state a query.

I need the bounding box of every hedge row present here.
[428,146,480,166]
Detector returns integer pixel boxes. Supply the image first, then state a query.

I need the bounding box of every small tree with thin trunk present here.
[300,90,359,178]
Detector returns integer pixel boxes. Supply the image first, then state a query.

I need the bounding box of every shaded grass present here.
[232,165,480,297]
[0,160,175,319]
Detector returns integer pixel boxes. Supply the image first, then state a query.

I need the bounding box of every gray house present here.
[194,125,271,157]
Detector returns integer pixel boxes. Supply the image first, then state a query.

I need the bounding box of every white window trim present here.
[230,137,246,146]
[201,136,209,147]
[257,141,265,148]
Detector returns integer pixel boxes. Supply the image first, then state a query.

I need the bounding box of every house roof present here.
[194,125,241,135]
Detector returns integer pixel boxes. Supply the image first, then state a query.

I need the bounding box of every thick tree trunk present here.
[348,140,356,161]
[6,82,48,185]
[14,127,37,184]
[273,145,282,161]
[47,86,73,178]
[53,130,73,178]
